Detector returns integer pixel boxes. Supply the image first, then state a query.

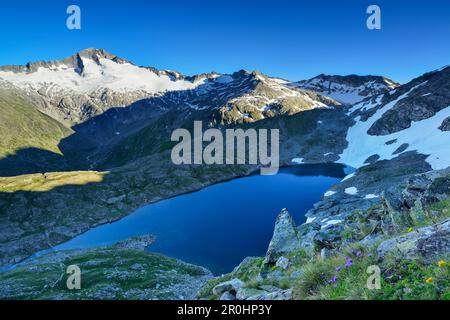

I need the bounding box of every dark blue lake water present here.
[55,164,348,274]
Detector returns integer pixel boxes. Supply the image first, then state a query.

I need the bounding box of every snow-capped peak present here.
[0,48,204,95]
[291,74,400,105]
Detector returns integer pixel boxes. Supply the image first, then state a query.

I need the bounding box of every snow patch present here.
[305,217,317,224]
[345,187,358,195]
[341,173,355,182]
[339,82,450,170]
[322,219,343,229]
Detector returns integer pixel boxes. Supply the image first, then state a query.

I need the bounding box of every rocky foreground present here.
[198,164,449,300]
[0,236,212,300]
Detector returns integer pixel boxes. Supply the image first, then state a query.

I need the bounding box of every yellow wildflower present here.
[437,260,446,267]
[406,227,414,233]
[425,277,433,284]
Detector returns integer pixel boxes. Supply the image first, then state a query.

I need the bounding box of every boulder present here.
[257,270,285,281]
[320,247,333,259]
[290,269,304,279]
[247,289,293,300]
[236,287,268,300]
[377,218,450,263]
[275,256,290,270]
[212,278,244,296]
[219,292,236,300]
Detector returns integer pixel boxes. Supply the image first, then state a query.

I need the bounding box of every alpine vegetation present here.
[171,121,280,175]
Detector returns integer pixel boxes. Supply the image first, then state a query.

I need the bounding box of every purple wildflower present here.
[328,275,338,284]
[367,253,373,257]
[345,257,353,268]
[356,251,363,258]
[335,266,342,272]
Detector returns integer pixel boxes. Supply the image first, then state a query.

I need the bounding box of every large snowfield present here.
[0,57,202,94]
[339,83,450,170]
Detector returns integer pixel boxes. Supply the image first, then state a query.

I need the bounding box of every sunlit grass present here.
[0,91,72,159]
[0,171,108,192]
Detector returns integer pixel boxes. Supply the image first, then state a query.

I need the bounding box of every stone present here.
[275,256,290,270]
[377,218,450,263]
[320,248,333,259]
[259,285,281,292]
[290,270,304,279]
[212,278,244,296]
[219,292,236,300]
[359,234,384,248]
[314,230,341,249]
[264,209,302,264]
[257,270,285,281]
[247,289,293,300]
[236,287,268,300]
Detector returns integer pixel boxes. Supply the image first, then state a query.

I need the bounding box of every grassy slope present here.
[0,171,108,192]
[0,246,211,300]
[0,91,71,159]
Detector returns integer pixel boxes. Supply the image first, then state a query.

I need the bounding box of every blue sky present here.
[0,0,449,83]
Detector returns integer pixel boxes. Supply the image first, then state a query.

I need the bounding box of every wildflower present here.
[367,253,373,257]
[437,260,446,267]
[335,266,342,272]
[425,277,433,284]
[356,251,363,258]
[345,257,353,268]
[406,227,414,233]
[328,275,338,284]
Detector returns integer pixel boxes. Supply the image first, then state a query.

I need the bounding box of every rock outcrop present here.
[368,66,450,136]
[264,209,302,264]
[377,218,450,263]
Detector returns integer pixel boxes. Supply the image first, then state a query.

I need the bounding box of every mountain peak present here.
[292,73,400,105]
[0,48,129,75]
[75,48,130,65]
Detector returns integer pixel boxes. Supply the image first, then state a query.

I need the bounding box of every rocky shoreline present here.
[198,160,450,300]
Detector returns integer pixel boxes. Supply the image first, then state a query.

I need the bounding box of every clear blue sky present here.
[0,0,449,83]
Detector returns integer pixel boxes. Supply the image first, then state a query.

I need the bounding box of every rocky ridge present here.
[291,74,399,105]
